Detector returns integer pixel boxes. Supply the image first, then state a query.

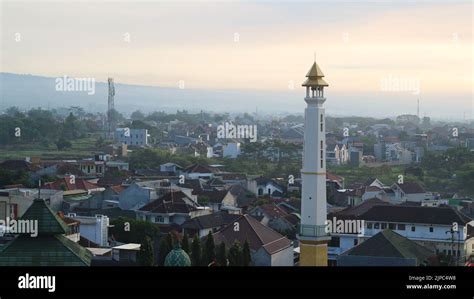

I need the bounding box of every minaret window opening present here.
[320,114,324,132]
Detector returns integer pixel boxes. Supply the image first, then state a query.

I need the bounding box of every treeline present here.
[110,217,252,266]
[158,231,251,267]
[420,147,474,196]
[0,107,101,148]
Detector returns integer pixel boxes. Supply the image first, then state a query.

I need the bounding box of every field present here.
[0,137,100,160]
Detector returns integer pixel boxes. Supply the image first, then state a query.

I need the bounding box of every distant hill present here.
[0,72,300,116]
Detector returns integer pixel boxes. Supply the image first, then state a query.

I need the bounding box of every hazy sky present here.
[0,0,472,118]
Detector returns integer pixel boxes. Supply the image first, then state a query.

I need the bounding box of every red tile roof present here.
[44,177,99,191]
[213,214,292,255]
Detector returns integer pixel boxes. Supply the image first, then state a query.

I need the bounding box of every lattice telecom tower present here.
[107,78,115,136]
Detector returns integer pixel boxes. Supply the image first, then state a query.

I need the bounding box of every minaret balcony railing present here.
[298,224,329,238]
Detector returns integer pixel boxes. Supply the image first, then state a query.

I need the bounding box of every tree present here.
[139,236,155,266]
[55,137,72,150]
[228,241,243,266]
[216,242,227,266]
[191,235,201,266]
[242,240,251,266]
[95,136,106,148]
[158,236,172,266]
[109,217,160,244]
[62,112,80,139]
[166,232,174,249]
[202,231,215,266]
[131,110,146,121]
[181,232,190,254]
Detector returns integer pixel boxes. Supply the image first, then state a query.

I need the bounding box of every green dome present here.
[164,247,191,267]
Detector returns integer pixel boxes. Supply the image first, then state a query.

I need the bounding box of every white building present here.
[326,143,349,165]
[67,213,110,247]
[115,128,149,146]
[328,203,471,263]
[223,142,241,158]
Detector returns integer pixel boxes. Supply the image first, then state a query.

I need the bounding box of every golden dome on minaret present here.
[302,62,329,87]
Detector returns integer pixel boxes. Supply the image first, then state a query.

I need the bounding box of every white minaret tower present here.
[298,60,330,266]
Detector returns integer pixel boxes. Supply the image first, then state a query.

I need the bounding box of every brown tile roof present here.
[360,205,472,225]
[331,198,390,219]
[110,185,125,194]
[184,163,219,174]
[182,211,240,230]
[44,177,99,191]
[138,191,198,214]
[365,186,383,192]
[213,214,292,255]
[56,164,85,176]
[0,160,35,171]
[259,204,289,219]
[197,190,228,204]
[326,172,343,183]
[395,182,426,194]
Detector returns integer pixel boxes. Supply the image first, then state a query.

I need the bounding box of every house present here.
[181,211,241,238]
[220,173,247,186]
[159,163,184,176]
[44,176,102,193]
[112,243,141,263]
[248,177,285,197]
[184,164,219,179]
[136,190,210,225]
[220,185,257,213]
[330,203,472,261]
[117,180,165,211]
[337,229,436,266]
[195,190,228,212]
[391,182,435,202]
[223,142,241,158]
[77,185,125,211]
[213,214,294,266]
[464,222,474,258]
[326,143,349,165]
[249,204,298,238]
[105,161,129,172]
[67,213,110,247]
[328,198,390,261]
[0,188,63,220]
[115,128,149,146]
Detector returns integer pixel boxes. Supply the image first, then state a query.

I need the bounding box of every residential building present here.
[67,213,110,247]
[136,190,210,225]
[337,229,436,266]
[181,211,240,238]
[213,214,294,266]
[115,128,149,146]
